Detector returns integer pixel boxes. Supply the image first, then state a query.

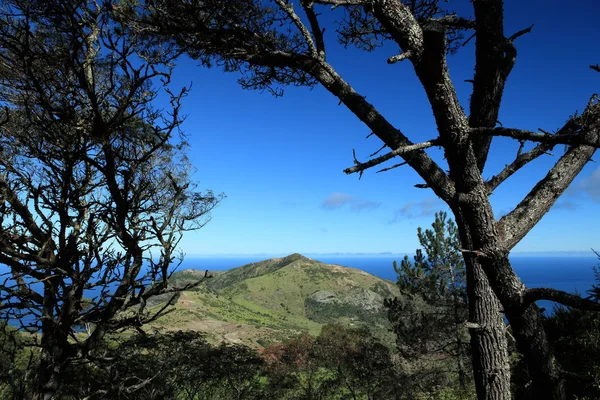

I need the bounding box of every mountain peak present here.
[205,253,314,291]
[281,253,310,263]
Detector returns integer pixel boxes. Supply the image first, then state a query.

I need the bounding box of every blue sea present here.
[182,254,600,312]
[2,254,598,325]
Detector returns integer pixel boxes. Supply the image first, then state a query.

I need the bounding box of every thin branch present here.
[591,64,600,73]
[301,1,326,59]
[344,138,440,175]
[508,24,534,41]
[274,0,318,57]
[523,288,600,311]
[473,126,600,148]
[431,15,475,30]
[377,161,407,173]
[460,32,476,48]
[369,143,387,157]
[312,0,365,7]
[486,141,554,193]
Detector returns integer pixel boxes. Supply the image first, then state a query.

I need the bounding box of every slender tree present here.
[387,211,470,392]
[0,1,220,398]
[127,1,600,398]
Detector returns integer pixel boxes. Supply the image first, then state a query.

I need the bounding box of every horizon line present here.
[183,250,597,257]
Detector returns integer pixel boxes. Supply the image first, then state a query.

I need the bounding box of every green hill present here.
[149,254,400,347]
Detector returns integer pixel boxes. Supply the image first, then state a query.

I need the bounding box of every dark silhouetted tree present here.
[0,1,221,398]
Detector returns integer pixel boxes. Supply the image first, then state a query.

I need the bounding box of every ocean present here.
[2,255,597,325]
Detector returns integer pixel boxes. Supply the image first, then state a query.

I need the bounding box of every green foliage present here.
[0,323,36,400]
[387,211,471,394]
[262,323,401,400]
[59,331,266,400]
[304,298,387,328]
[540,252,600,400]
[150,254,399,345]
[206,254,310,291]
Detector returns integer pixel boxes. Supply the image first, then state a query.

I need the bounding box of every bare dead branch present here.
[497,100,600,249]
[302,0,326,59]
[473,126,600,147]
[377,161,407,173]
[369,143,387,157]
[523,288,600,312]
[508,24,534,41]
[469,0,518,171]
[313,0,366,7]
[431,15,475,30]
[274,0,318,58]
[486,141,554,193]
[344,138,440,175]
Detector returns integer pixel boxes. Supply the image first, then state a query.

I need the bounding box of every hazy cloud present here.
[552,200,579,210]
[350,199,381,211]
[560,167,600,209]
[574,167,600,202]
[390,198,440,223]
[321,192,380,212]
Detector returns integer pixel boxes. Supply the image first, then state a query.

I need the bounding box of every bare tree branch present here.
[523,288,600,312]
[497,101,600,249]
[274,0,318,58]
[508,24,534,41]
[302,0,326,59]
[473,126,600,147]
[486,141,554,193]
[469,0,520,171]
[344,138,440,174]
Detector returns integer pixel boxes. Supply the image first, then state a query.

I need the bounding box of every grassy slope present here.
[150,254,400,347]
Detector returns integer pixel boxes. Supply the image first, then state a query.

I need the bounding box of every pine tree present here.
[387,211,470,393]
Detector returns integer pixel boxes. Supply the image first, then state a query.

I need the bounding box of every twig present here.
[344,138,440,175]
[459,249,488,258]
[508,24,534,41]
[377,161,407,173]
[369,143,387,157]
[461,32,476,48]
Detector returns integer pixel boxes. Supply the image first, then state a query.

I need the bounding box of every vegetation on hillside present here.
[1,0,599,399]
[149,254,400,346]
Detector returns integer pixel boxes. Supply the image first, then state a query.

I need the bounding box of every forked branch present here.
[497,101,600,249]
[486,141,554,193]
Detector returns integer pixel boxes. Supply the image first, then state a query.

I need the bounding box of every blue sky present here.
[163,0,600,255]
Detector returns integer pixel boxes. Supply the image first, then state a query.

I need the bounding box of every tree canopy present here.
[0,1,221,397]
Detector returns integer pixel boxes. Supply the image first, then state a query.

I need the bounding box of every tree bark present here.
[452,184,567,399]
[455,213,511,400]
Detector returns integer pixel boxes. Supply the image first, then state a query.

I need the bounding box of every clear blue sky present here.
[163,0,600,255]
